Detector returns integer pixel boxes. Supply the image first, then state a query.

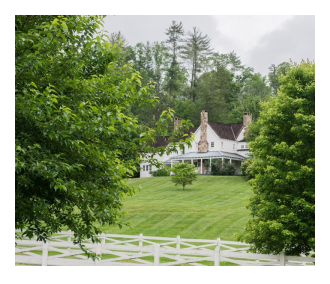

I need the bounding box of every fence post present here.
[95,234,103,265]
[42,241,49,266]
[214,238,220,266]
[176,236,180,260]
[67,230,72,251]
[139,233,143,254]
[154,244,160,266]
[279,251,286,266]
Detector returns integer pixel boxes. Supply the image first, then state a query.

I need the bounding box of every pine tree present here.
[182,27,213,103]
[164,21,186,97]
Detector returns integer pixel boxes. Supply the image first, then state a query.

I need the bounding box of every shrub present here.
[240,158,254,179]
[211,160,236,176]
[152,167,170,177]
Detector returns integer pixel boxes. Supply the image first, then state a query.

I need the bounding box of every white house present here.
[140,110,251,177]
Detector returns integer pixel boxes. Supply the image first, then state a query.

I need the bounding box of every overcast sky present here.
[103,15,315,77]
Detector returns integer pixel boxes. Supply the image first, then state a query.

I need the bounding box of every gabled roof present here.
[150,136,170,148]
[207,121,244,141]
[150,125,199,148]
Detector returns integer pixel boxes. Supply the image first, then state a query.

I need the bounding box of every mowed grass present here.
[99,176,253,241]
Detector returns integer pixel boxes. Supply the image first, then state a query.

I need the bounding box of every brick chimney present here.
[243,112,252,127]
[174,118,182,131]
[198,110,209,153]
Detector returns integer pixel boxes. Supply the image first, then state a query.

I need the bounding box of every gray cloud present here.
[103,15,315,77]
[246,16,315,76]
[104,15,220,48]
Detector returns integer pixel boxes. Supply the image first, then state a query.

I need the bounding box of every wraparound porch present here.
[164,151,245,175]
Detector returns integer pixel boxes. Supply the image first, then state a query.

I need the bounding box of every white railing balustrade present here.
[15,231,315,266]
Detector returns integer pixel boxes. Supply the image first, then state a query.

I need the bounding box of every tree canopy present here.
[15,15,193,257]
[237,61,315,256]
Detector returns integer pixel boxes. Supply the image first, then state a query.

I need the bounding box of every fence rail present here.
[15,231,315,266]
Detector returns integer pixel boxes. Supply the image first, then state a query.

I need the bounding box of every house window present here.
[143,165,145,171]
[245,145,249,148]
[211,142,214,148]
[241,145,244,149]
[233,144,235,149]
[221,142,223,148]
[149,165,152,173]
[146,165,148,171]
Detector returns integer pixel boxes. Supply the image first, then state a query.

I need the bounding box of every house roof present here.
[151,121,243,148]
[150,136,170,148]
[208,121,244,141]
[150,125,199,148]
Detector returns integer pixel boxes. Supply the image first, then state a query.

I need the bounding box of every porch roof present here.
[165,151,245,163]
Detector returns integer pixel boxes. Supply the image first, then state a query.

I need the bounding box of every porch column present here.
[230,159,232,164]
[182,159,184,163]
[191,159,193,164]
[171,159,173,169]
[210,158,211,173]
[222,157,224,165]
[200,158,203,174]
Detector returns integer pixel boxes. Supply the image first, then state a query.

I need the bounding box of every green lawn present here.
[99,176,253,241]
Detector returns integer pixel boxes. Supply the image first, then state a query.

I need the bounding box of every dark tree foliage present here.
[268,62,291,95]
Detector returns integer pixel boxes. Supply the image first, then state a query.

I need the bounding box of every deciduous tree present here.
[171,163,198,190]
[15,15,193,257]
[237,61,315,256]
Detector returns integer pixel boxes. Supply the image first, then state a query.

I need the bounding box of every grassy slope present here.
[99,176,253,241]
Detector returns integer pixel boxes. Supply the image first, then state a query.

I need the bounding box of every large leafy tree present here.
[15,15,192,256]
[196,66,236,123]
[229,72,271,122]
[238,61,315,256]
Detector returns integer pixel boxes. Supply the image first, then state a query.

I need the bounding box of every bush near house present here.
[151,167,170,177]
[211,160,236,176]
[240,158,254,180]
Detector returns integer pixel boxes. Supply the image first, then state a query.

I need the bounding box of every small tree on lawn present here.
[171,163,198,190]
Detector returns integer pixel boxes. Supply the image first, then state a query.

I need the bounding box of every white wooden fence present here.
[15,231,315,266]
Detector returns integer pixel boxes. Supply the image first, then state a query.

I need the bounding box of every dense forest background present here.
[109,21,291,128]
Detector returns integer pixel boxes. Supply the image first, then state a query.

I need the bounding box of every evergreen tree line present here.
[110,21,291,128]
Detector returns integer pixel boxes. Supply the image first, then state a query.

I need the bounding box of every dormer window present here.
[241,145,244,149]
[211,142,214,148]
[233,144,235,149]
